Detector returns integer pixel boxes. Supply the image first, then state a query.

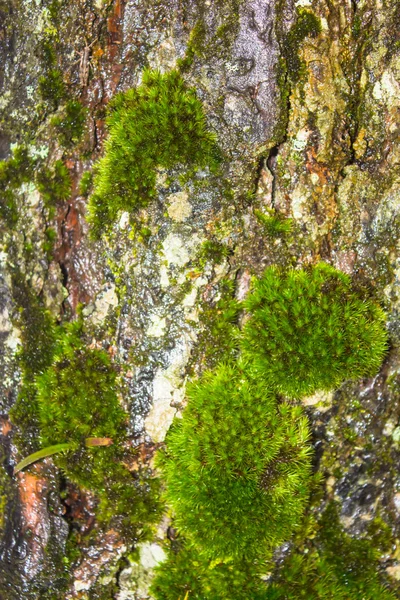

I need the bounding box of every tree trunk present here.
[1,0,400,597]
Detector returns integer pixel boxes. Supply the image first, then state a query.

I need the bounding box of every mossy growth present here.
[0,146,35,225]
[151,542,270,600]
[78,171,93,197]
[38,68,66,111]
[280,8,322,84]
[31,319,161,533]
[88,69,220,237]
[265,503,398,599]
[50,100,87,148]
[242,263,388,398]
[36,159,71,207]
[254,208,293,238]
[10,272,58,448]
[157,362,312,560]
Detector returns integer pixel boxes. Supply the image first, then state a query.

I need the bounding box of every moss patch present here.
[242,263,388,398]
[157,362,312,560]
[88,69,220,237]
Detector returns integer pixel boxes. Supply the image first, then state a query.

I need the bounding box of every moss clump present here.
[151,542,269,600]
[157,362,311,560]
[0,146,35,225]
[242,263,387,398]
[32,320,160,532]
[254,208,293,238]
[50,100,87,148]
[38,68,66,110]
[88,69,220,237]
[36,159,71,206]
[266,504,397,599]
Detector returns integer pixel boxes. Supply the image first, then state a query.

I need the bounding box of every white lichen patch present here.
[89,283,119,325]
[166,191,192,222]
[161,233,190,267]
[145,339,191,442]
[302,390,333,411]
[160,233,202,289]
[147,313,167,337]
[117,543,166,600]
[119,211,130,230]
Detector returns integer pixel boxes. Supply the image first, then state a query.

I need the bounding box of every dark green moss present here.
[0,146,35,226]
[38,69,66,110]
[266,503,398,599]
[50,100,87,148]
[189,278,239,371]
[88,69,220,237]
[36,159,72,207]
[43,226,57,259]
[29,319,161,533]
[157,362,312,560]
[242,263,388,398]
[282,8,322,84]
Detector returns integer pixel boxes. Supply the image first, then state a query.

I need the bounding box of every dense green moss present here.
[151,542,269,600]
[88,69,220,237]
[25,319,161,533]
[10,281,161,536]
[242,263,388,398]
[157,362,311,560]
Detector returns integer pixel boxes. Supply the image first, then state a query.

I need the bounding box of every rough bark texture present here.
[1,0,400,598]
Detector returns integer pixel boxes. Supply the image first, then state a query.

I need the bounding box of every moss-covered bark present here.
[1,0,400,597]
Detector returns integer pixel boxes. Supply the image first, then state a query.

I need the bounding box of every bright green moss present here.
[50,100,87,148]
[78,171,93,197]
[254,208,293,238]
[151,542,270,600]
[242,263,388,398]
[88,69,220,237]
[157,362,312,560]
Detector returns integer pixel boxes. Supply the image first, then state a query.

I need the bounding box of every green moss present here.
[38,68,66,110]
[157,362,312,560]
[87,69,220,237]
[78,171,93,197]
[151,542,270,600]
[36,159,71,207]
[10,272,58,448]
[29,319,161,533]
[242,263,388,398]
[50,100,87,148]
[10,276,161,537]
[0,146,35,226]
[190,278,239,370]
[254,208,293,238]
[266,503,398,599]
[43,226,57,258]
[282,8,322,84]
